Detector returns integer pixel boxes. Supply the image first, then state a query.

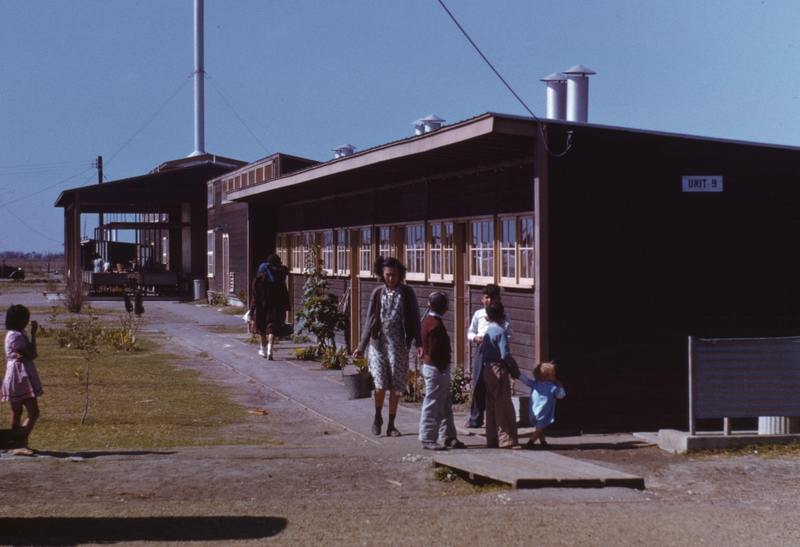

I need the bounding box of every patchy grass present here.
[12,334,272,452]
[203,325,249,334]
[221,306,246,316]
[689,441,800,459]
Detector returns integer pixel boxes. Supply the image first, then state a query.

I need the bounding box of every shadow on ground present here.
[0,516,287,545]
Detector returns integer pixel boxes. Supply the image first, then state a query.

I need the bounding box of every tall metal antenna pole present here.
[190,0,206,156]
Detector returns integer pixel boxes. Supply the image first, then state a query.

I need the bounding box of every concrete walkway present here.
[6,292,648,487]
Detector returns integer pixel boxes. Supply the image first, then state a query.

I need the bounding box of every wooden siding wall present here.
[276,164,535,232]
[467,286,536,376]
[546,124,800,431]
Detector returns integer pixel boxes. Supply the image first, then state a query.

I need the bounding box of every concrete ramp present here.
[433,450,645,490]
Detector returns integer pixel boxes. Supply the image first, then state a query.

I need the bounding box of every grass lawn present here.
[6,326,272,452]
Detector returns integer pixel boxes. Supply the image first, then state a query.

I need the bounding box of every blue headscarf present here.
[258,262,275,282]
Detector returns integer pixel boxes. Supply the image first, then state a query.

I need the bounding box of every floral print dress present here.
[368,287,409,393]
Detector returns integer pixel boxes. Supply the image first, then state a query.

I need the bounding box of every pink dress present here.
[2,330,43,402]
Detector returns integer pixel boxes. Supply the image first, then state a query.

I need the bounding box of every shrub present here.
[294,346,318,361]
[450,363,471,405]
[60,278,89,313]
[321,346,350,370]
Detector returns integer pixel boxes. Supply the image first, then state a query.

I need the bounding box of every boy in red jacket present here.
[418,292,465,450]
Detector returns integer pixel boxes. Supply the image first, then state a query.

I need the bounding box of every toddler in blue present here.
[520,362,565,448]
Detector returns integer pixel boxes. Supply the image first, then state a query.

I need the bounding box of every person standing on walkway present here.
[3,304,43,456]
[465,284,514,429]
[520,362,566,448]
[353,257,423,437]
[418,292,465,450]
[249,255,290,360]
[481,302,521,449]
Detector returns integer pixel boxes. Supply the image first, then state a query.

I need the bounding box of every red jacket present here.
[421,314,451,371]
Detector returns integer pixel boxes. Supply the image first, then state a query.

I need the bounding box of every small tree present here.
[294,245,347,355]
[67,315,103,425]
[61,277,89,314]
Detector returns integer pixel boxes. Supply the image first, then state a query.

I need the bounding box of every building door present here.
[222,233,230,293]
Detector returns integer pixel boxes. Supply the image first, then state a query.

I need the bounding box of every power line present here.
[435,0,571,157]
[1,204,63,245]
[0,167,95,208]
[105,73,195,166]
[204,73,271,155]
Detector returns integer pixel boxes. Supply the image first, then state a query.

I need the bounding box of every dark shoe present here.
[445,438,466,449]
[463,422,482,429]
[386,428,401,437]
[539,439,548,447]
[372,422,381,436]
[524,439,536,450]
[422,443,445,451]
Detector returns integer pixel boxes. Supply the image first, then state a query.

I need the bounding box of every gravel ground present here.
[2,290,800,545]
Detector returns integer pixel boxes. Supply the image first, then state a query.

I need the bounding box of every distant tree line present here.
[0,251,64,260]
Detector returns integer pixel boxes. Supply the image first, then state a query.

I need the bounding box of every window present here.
[291,234,303,273]
[498,215,535,286]
[207,231,215,277]
[321,231,334,273]
[276,234,289,269]
[469,219,494,283]
[221,179,229,202]
[303,232,318,271]
[359,228,373,276]
[378,227,392,259]
[429,221,454,282]
[161,235,169,270]
[336,230,351,276]
[500,218,516,283]
[405,224,425,280]
[207,184,214,208]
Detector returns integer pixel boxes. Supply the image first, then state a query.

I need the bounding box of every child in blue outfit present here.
[520,362,565,448]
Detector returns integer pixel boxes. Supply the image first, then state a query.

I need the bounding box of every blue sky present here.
[1,0,798,253]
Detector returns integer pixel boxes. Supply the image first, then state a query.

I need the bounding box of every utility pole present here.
[94,155,104,247]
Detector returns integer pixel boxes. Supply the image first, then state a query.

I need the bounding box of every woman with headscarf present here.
[353,256,423,437]
[249,254,290,360]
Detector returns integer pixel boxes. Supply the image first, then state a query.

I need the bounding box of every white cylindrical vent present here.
[413,114,445,134]
[758,416,800,435]
[332,144,356,159]
[563,65,596,123]
[540,73,567,120]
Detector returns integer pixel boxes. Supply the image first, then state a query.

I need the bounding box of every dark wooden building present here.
[56,155,245,296]
[205,153,318,302]
[226,112,800,431]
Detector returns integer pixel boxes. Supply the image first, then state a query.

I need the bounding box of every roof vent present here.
[540,72,568,120]
[412,114,445,135]
[332,144,356,159]
[563,65,596,123]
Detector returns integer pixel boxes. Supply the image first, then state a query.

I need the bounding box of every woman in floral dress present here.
[354,257,423,437]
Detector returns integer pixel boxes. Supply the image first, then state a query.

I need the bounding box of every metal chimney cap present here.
[540,72,568,82]
[419,114,445,123]
[332,144,356,152]
[563,64,596,76]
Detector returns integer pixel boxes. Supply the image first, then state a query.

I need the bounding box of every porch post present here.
[534,123,549,364]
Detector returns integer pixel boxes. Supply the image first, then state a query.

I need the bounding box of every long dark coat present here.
[249,266,290,336]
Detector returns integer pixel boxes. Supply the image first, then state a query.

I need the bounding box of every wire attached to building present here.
[435,0,571,157]
[204,73,271,155]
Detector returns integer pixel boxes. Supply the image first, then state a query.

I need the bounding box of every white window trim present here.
[404,223,426,281]
[428,221,455,283]
[358,227,373,278]
[206,230,215,278]
[335,229,351,277]
[320,230,334,275]
[467,218,495,285]
[497,214,535,288]
[207,184,214,208]
[290,233,303,273]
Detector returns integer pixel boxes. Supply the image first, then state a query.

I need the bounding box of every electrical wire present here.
[435,0,571,157]
[0,166,95,208]
[204,73,271,155]
[1,204,63,245]
[105,73,195,166]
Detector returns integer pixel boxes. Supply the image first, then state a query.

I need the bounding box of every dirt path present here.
[2,294,800,545]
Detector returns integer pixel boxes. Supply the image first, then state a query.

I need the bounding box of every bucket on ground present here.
[343,371,372,400]
[193,279,205,301]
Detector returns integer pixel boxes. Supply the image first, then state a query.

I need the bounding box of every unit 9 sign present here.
[682,176,723,192]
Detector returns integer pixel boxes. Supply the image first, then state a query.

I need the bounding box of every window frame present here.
[335,230,351,276]
[404,223,426,281]
[496,214,535,287]
[358,227,373,277]
[290,233,303,273]
[428,221,455,283]
[206,230,215,278]
[207,183,214,208]
[467,218,496,285]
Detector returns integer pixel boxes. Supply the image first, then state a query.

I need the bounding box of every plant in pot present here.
[293,245,347,356]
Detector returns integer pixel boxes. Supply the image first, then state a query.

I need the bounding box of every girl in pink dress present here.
[3,304,43,456]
